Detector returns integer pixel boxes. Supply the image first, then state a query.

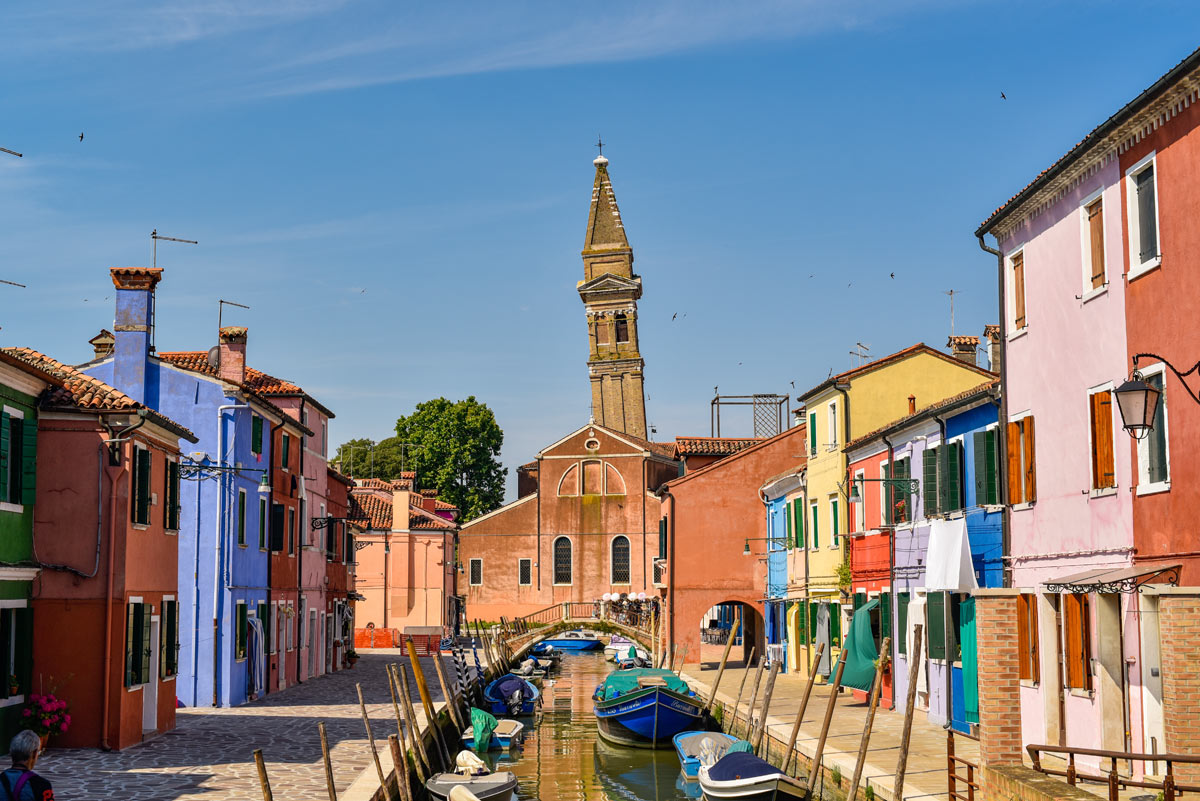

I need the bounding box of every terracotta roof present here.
[418,489,438,498]
[327,467,355,487]
[844,380,1001,451]
[977,45,1200,236]
[797,343,995,403]
[157,351,315,435]
[518,461,538,471]
[354,477,415,491]
[983,325,1001,342]
[674,436,765,458]
[947,335,980,347]
[0,350,65,389]
[347,488,457,532]
[2,347,197,442]
[662,423,807,491]
[433,499,457,511]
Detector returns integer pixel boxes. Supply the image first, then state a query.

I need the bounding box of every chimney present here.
[984,324,1002,373]
[110,267,163,404]
[908,395,916,415]
[89,329,115,360]
[422,496,437,514]
[391,488,411,533]
[947,335,980,366]
[217,326,248,385]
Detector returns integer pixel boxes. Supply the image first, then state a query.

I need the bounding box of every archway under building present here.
[697,601,763,670]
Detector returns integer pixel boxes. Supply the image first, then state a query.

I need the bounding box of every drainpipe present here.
[882,432,897,711]
[835,381,851,632]
[977,234,1011,587]
[296,400,307,684]
[933,411,954,729]
[215,403,248,707]
[99,411,147,750]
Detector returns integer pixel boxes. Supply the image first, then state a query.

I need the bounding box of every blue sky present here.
[2,1,1198,497]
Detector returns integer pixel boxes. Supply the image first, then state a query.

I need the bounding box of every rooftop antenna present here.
[0,147,21,158]
[0,280,26,288]
[945,289,959,336]
[214,299,250,371]
[149,229,198,352]
[849,342,871,367]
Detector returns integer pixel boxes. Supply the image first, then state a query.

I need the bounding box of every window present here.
[614,313,629,344]
[553,537,572,585]
[252,415,264,456]
[287,605,295,651]
[237,489,247,546]
[658,517,667,560]
[0,607,30,698]
[972,429,1000,506]
[281,432,291,469]
[163,459,180,530]
[300,499,307,547]
[1088,389,1116,491]
[1063,593,1092,692]
[810,502,819,549]
[518,558,532,586]
[581,460,602,495]
[132,445,152,525]
[288,508,296,554]
[1137,367,1170,489]
[469,558,483,586]
[161,598,179,679]
[1010,250,1027,330]
[809,413,817,456]
[235,602,248,661]
[829,496,840,547]
[886,457,911,524]
[827,402,838,451]
[926,592,960,662]
[611,536,631,584]
[321,421,328,457]
[653,561,664,585]
[896,593,910,655]
[259,498,268,550]
[852,470,865,532]
[124,600,152,686]
[793,499,805,548]
[596,317,610,345]
[939,442,964,513]
[259,602,271,656]
[1126,153,1160,276]
[0,409,35,508]
[1007,417,1037,505]
[270,503,285,552]
[1017,593,1039,683]
[1082,195,1106,291]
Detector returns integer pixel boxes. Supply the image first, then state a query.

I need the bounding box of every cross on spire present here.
[595,135,604,157]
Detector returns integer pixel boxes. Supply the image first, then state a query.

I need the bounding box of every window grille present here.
[553,537,572,584]
[611,536,631,583]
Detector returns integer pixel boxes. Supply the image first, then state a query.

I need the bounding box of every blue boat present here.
[539,630,604,651]
[461,718,525,751]
[484,675,540,717]
[593,668,705,748]
[673,731,739,781]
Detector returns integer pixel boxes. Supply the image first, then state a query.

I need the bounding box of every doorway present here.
[143,616,160,734]
[325,613,334,673]
[308,610,318,677]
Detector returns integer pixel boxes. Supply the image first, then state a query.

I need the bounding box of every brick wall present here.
[976,590,1024,767]
[984,765,1102,801]
[1160,593,1200,783]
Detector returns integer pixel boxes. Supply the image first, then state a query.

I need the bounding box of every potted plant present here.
[7,674,18,696]
[22,694,71,749]
[345,649,359,667]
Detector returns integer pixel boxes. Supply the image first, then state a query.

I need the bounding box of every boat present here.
[698,751,806,801]
[593,668,705,748]
[426,752,519,801]
[461,718,525,751]
[483,675,540,716]
[605,635,650,663]
[539,629,604,651]
[673,732,740,781]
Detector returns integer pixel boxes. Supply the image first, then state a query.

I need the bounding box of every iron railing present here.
[1028,744,1200,801]
[947,729,980,801]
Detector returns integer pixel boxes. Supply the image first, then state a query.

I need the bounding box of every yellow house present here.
[792,343,994,677]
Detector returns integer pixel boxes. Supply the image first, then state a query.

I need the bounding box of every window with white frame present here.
[1137,365,1170,490]
[518,558,532,586]
[553,537,573,585]
[829,495,840,548]
[0,407,28,508]
[1080,190,1107,292]
[611,536,631,584]
[1126,153,1161,277]
[469,558,483,586]
[853,469,865,532]
[827,402,838,451]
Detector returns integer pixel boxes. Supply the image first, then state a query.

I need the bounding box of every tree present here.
[393,397,506,521]
[333,438,376,477]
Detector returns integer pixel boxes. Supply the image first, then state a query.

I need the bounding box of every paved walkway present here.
[38,651,461,801]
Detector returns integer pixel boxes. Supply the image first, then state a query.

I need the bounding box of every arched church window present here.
[615,313,630,343]
[611,536,631,584]
[553,537,573,585]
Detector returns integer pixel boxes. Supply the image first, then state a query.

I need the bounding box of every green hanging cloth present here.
[961,597,979,724]
[470,706,498,752]
[841,599,881,693]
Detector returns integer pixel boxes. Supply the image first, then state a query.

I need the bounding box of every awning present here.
[1044,563,1180,594]
[924,517,978,592]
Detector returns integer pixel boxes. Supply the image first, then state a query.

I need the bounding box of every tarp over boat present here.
[598,668,690,701]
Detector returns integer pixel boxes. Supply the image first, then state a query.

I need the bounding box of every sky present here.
[2,1,1199,499]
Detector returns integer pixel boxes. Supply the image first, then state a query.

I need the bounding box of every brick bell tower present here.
[579,153,647,439]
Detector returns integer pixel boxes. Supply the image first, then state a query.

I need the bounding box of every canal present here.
[481,650,699,801]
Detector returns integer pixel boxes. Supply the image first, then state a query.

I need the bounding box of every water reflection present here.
[486,651,694,801]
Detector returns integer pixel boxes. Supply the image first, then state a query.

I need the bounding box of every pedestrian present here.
[1,730,54,800]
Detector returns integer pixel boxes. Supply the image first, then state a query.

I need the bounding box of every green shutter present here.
[810,504,819,549]
[237,491,246,545]
[897,593,909,654]
[809,413,817,455]
[162,600,177,678]
[0,412,9,505]
[927,592,946,660]
[985,429,999,505]
[281,434,290,468]
[134,448,151,524]
[808,601,819,645]
[259,499,267,549]
[882,462,892,526]
[125,603,136,686]
[829,603,841,644]
[8,417,22,505]
[0,612,11,698]
[831,499,840,545]
[854,592,866,610]
[794,500,805,548]
[140,602,152,684]
[881,591,892,641]
[237,604,248,660]
[14,609,31,698]
[252,416,263,455]
[658,517,667,560]
[924,446,939,517]
[784,505,792,548]
[947,443,963,512]
[973,431,988,509]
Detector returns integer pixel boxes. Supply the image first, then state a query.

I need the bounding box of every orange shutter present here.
[1088,200,1105,289]
[1028,594,1040,683]
[1013,253,1026,328]
[1064,594,1082,689]
[1023,417,1037,502]
[1080,594,1094,693]
[1006,422,1022,505]
[1017,593,1031,680]
[1092,393,1115,489]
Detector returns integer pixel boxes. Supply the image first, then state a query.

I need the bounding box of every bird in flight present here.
[1000,92,1006,100]
[890,272,895,279]
[671,313,677,321]
[78,132,84,142]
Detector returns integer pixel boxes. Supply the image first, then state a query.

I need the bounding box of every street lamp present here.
[1115,353,1200,439]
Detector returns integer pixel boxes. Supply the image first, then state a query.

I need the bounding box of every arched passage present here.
[689,599,764,670]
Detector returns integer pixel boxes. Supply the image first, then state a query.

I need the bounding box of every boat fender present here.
[449,786,484,801]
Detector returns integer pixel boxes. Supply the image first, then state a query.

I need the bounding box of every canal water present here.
[480,650,700,801]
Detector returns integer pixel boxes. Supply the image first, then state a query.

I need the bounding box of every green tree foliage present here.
[393,397,506,521]
[333,438,377,477]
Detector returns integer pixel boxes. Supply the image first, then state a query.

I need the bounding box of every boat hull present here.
[594,686,705,748]
[673,732,738,780]
[541,638,604,651]
[698,771,806,801]
[426,772,518,801]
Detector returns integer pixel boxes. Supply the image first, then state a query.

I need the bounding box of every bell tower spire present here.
[579,153,648,439]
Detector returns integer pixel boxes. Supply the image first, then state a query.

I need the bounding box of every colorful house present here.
[0,351,56,746]
[9,348,196,749]
[324,466,357,669]
[759,469,804,671]
[795,344,996,681]
[82,268,310,707]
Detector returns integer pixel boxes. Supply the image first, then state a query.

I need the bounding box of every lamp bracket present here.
[1131,352,1200,407]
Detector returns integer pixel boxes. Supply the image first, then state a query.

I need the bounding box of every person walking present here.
[1,730,53,800]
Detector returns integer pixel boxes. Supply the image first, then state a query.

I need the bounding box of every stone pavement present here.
[38,650,460,801]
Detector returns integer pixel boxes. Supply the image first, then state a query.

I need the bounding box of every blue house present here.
[760,469,804,672]
[83,267,310,707]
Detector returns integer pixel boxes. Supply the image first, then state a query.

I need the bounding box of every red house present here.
[8,348,197,750]
[324,466,357,669]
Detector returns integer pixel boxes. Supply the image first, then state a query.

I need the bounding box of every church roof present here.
[584,156,630,253]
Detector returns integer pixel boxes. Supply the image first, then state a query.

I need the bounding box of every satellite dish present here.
[206,346,219,368]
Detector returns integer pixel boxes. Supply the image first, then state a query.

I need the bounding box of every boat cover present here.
[598,668,689,700]
[492,676,535,700]
[842,598,880,693]
[727,739,754,754]
[470,707,498,752]
[708,752,781,782]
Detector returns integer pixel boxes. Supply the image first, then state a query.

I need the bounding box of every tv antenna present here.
[945,289,959,336]
[0,147,21,158]
[151,229,198,269]
[849,342,871,367]
[0,280,26,288]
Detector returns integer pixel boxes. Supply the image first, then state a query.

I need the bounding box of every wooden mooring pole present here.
[781,643,825,774]
[318,722,338,801]
[389,733,413,801]
[743,656,767,741]
[357,682,394,800]
[407,637,453,766]
[731,646,757,730]
[893,625,924,801]
[253,749,275,801]
[847,636,891,801]
[705,610,742,714]
[394,663,432,777]
[752,659,782,754]
[432,649,465,732]
[805,649,849,795]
